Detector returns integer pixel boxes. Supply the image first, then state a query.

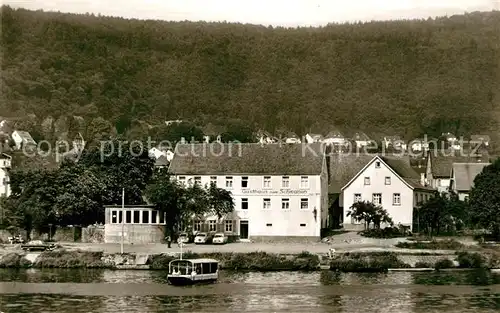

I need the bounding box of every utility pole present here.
[120,188,124,254]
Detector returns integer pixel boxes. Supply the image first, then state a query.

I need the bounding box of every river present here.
[0,269,499,312]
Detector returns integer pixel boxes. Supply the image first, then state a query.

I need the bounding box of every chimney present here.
[420,172,426,186]
[180,137,186,144]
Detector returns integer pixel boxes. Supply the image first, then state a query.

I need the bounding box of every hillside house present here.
[441,132,461,150]
[168,143,329,242]
[383,136,407,151]
[323,130,346,146]
[410,138,430,152]
[11,130,36,150]
[148,147,174,162]
[284,132,301,144]
[450,162,490,201]
[470,135,490,148]
[165,120,183,126]
[256,130,278,144]
[305,133,324,143]
[351,132,371,148]
[341,155,434,231]
[0,153,11,197]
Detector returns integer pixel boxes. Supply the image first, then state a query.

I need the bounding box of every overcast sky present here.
[5,0,500,26]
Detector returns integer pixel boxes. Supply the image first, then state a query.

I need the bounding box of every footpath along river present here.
[0,269,500,312]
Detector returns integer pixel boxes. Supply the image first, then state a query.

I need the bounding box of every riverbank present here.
[1,248,499,272]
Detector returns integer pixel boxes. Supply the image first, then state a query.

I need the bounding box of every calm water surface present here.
[0,269,500,312]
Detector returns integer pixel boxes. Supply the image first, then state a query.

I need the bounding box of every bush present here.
[330,252,410,272]
[33,250,109,268]
[0,253,31,268]
[435,259,455,270]
[360,227,405,239]
[414,261,432,268]
[395,239,464,250]
[456,252,487,268]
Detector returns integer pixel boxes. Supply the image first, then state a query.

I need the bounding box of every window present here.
[300,176,309,188]
[375,161,381,168]
[126,211,132,223]
[225,176,233,188]
[194,176,201,185]
[300,223,306,227]
[263,198,271,209]
[364,177,370,185]
[111,210,117,224]
[159,212,165,224]
[194,220,202,232]
[300,198,309,209]
[385,177,391,185]
[133,210,140,223]
[282,176,290,188]
[393,193,401,206]
[142,210,149,223]
[263,176,271,188]
[281,198,290,210]
[225,220,233,232]
[266,223,272,227]
[151,211,157,224]
[210,176,217,186]
[178,176,186,185]
[372,193,382,205]
[241,198,248,210]
[209,220,217,232]
[354,193,362,203]
[241,176,248,188]
[464,195,469,201]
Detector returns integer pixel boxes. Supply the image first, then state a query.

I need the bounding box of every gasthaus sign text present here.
[241,189,309,195]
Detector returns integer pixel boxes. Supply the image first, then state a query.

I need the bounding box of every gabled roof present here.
[169,143,325,175]
[155,155,169,167]
[451,162,490,191]
[338,155,434,192]
[0,153,11,159]
[307,133,324,140]
[325,130,344,138]
[13,130,36,143]
[430,152,490,178]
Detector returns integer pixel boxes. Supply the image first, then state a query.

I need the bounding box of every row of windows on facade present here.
[363,176,395,186]
[238,197,311,210]
[192,220,309,232]
[178,175,310,189]
[110,210,166,224]
[354,192,430,206]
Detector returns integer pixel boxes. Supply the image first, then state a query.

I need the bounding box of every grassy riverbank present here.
[1,249,499,272]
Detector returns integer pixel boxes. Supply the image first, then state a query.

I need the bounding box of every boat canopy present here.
[169,259,219,275]
[169,258,218,264]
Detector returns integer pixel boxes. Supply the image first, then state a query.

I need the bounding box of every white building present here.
[168,143,329,241]
[305,133,324,143]
[341,155,434,231]
[0,153,11,197]
[450,162,490,201]
[149,147,174,162]
[323,130,346,146]
[11,130,36,150]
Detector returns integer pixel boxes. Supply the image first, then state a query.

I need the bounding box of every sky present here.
[5,0,500,27]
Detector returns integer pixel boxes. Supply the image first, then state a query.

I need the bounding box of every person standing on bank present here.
[166,235,172,248]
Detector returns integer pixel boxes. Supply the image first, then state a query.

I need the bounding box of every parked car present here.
[178,232,190,244]
[212,233,228,244]
[194,232,213,244]
[21,240,56,252]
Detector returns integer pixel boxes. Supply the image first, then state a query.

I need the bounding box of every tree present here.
[347,201,393,230]
[206,182,235,231]
[469,158,500,239]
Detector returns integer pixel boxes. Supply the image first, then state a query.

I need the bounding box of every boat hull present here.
[167,276,217,286]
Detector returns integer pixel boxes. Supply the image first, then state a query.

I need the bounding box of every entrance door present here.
[239,220,249,240]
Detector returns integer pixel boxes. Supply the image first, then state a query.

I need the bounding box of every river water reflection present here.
[0,269,499,312]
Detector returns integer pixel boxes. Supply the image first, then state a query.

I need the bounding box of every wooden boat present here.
[167,258,219,286]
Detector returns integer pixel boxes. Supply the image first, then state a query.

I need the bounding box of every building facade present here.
[341,156,434,231]
[168,143,329,242]
[0,153,11,197]
[104,205,166,244]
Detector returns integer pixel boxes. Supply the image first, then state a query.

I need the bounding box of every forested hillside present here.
[1,6,500,142]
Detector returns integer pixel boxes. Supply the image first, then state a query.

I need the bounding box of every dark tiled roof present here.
[169,143,325,175]
[430,152,490,178]
[451,162,490,191]
[155,155,169,167]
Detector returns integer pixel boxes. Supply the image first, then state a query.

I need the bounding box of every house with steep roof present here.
[305,133,324,143]
[450,162,490,201]
[255,130,278,144]
[11,130,36,150]
[426,152,490,193]
[470,135,491,148]
[340,155,434,231]
[323,130,346,146]
[168,143,329,241]
[383,135,407,151]
[283,132,301,144]
[0,153,11,197]
[351,132,371,148]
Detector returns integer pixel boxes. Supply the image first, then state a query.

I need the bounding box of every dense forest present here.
[1,6,500,143]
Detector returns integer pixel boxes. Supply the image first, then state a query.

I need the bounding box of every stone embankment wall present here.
[0,226,105,243]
